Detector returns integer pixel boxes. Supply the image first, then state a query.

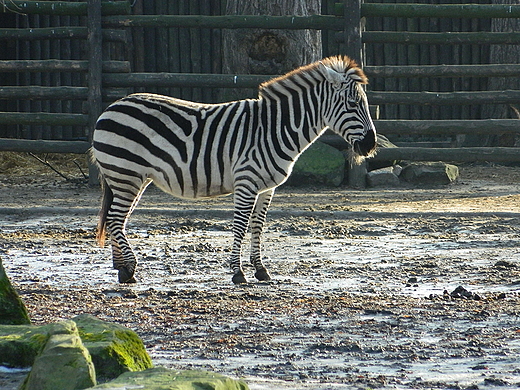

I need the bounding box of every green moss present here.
[0,261,31,325]
[89,367,250,390]
[73,315,152,382]
[111,330,152,371]
[0,325,49,367]
[289,141,346,187]
[77,329,111,343]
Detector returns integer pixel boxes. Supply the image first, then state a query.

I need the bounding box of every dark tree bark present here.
[221,0,322,101]
[483,0,520,120]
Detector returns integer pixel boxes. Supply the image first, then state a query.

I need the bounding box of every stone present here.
[0,315,152,383]
[401,162,459,186]
[288,141,345,187]
[87,367,249,390]
[367,165,402,187]
[367,134,400,171]
[21,320,96,390]
[0,256,31,325]
[72,314,153,382]
[0,324,49,367]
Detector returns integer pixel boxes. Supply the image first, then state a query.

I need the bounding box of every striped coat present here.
[92,55,376,284]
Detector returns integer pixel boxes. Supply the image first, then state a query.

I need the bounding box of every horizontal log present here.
[0,112,88,126]
[102,14,344,30]
[360,31,520,45]
[0,138,90,154]
[365,64,520,78]
[360,3,520,18]
[103,73,273,88]
[0,1,130,16]
[0,60,130,73]
[0,28,126,42]
[367,90,520,105]
[0,86,88,100]
[371,147,520,163]
[375,120,520,135]
[0,86,129,102]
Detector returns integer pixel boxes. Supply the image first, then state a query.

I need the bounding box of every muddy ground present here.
[1,155,520,389]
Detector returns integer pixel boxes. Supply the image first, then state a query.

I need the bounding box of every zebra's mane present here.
[258,55,368,98]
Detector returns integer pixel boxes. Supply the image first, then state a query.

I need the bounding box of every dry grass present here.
[0,152,89,179]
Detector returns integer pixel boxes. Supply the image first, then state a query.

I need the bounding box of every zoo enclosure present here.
[0,0,520,185]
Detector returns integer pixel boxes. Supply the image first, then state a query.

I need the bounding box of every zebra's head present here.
[319,56,377,159]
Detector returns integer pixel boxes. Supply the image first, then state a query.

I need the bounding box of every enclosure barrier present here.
[1,1,520,187]
[0,0,130,157]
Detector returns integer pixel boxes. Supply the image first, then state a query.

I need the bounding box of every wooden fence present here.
[1,0,520,187]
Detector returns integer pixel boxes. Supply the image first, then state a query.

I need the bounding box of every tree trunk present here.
[221,0,322,101]
[483,0,520,121]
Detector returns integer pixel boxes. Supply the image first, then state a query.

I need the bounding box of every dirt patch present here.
[1,154,520,389]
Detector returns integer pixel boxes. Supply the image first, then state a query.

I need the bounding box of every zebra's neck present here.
[257,90,325,162]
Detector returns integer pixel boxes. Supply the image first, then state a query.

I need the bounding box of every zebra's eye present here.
[347,97,359,105]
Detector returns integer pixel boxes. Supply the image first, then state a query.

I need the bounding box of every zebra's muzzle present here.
[353,128,376,157]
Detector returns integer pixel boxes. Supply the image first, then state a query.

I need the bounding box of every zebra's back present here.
[93,93,254,199]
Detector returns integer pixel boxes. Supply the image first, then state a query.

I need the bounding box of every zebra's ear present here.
[320,62,344,86]
[346,68,368,84]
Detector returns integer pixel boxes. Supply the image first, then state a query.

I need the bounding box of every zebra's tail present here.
[97,177,113,248]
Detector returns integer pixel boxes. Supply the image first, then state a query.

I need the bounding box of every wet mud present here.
[1,164,520,389]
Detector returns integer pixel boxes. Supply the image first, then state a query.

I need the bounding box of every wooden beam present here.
[0,1,130,16]
[371,147,520,163]
[361,32,520,45]
[0,60,130,73]
[360,3,520,19]
[102,14,344,30]
[365,64,520,78]
[367,90,520,105]
[0,139,90,154]
[87,0,103,186]
[0,112,88,126]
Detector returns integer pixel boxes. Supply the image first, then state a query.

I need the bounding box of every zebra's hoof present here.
[118,269,137,284]
[232,272,248,284]
[255,268,271,282]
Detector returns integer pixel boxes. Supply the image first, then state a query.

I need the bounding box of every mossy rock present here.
[0,257,31,325]
[20,321,96,390]
[0,324,49,367]
[87,367,249,390]
[401,162,459,186]
[72,314,153,382]
[288,141,345,187]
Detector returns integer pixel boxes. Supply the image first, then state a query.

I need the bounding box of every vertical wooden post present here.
[344,0,367,188]
[343,0,363,65]
[87,0,102,186]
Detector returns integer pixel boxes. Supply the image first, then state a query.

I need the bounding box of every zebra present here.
[92,55,377,285]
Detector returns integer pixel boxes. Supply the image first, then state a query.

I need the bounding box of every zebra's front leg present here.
[107,215,138,283]
[230,190,257,284]
[250,189,274,282]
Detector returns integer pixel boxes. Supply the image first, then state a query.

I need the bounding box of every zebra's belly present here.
[151,173,234,200]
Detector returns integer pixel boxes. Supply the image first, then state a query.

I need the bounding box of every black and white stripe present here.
[92,55,377,284]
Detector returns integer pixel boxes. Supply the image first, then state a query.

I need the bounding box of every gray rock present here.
[368,134,400,171]
[21,321,96,390]
[288,141,345,187]
[0,324,48,367]
[401,162,459,185]
[87,367,249,390]
[367,165,402,187]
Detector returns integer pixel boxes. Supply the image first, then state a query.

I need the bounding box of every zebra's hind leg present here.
[230,188,260,284]
[249,189,274,282]
[106,178,151,283]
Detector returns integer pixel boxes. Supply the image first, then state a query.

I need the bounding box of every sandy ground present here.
[1,155,520,389]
